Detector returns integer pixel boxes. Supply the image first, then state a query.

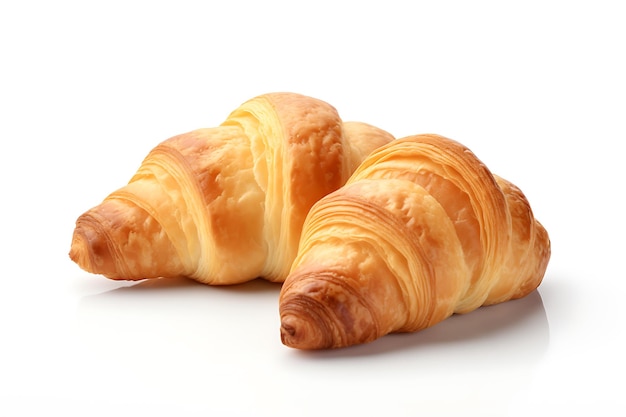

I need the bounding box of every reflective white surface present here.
[2,1,625,416]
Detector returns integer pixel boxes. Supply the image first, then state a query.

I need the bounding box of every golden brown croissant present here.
[279,134,550,349]
[69,92,394,284]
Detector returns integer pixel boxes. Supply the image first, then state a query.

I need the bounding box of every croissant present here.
[279,134,551,349]
[69,92,394,284]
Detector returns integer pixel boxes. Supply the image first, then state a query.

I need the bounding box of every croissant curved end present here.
[69,218,120,278]
[69,226,90,269]
[280,308,328,350]
[279,273,380,349]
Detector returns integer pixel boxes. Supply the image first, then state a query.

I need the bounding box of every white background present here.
[1,1,624,416]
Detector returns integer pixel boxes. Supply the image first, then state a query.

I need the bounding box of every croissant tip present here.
[279,311,330,350]
[279,315,297,343]
[279,272,384,349]
[69,218,117,278]
[280,313,310,349]
[69,226,90,269]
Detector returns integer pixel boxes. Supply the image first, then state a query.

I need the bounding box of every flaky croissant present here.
[279,134,551,349]
[69,92,394,284]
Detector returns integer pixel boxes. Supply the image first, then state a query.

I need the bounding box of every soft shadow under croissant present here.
[69,92,394,284]
[279,134,551,349]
